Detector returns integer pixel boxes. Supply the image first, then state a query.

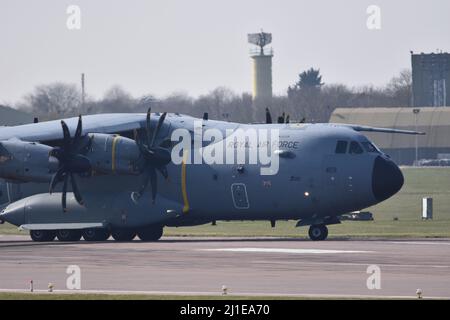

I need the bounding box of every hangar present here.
[329,107,450,165]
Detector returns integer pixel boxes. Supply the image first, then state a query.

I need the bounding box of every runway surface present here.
[1,235,450,298]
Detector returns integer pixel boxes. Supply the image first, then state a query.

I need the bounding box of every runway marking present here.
[251,260,450,269]
[388,241,450,246]
[199,248,371,254]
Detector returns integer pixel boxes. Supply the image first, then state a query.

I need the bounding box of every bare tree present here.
[386,69,412,106]
[14,68,415,123]
[19,83,81,119]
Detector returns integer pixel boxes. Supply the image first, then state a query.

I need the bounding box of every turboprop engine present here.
[86,133,141,175]
[0,139,59,182]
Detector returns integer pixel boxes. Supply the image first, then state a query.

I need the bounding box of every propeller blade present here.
[137,168,151,198]
[74,115,83,142]
[61,120,72,151]
[149,166,157,203]
[285,115,290,124]
[265,108,272,124]
[148,147,171,166]
[157,166,169,180]
[49,168,65,194]
[146,108,152,146]
[150,112,167,147]
[70,173,84,206]
[134,129,145,153]
[62,174,69,212]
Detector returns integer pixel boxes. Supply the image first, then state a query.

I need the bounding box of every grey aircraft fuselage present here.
[0,113,405,241]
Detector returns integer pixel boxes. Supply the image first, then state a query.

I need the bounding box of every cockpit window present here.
[335,140,348,154]
[349,141,363,154]
[361,142,380,153]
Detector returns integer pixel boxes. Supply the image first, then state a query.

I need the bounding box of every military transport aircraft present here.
[0,109,423,241]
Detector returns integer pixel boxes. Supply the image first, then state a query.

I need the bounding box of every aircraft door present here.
[322,152,357,213]
[231,183,249,209]
[0,180,7,206]
[322,155,343,210]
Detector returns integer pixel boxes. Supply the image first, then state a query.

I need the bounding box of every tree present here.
[97,85,137,113]
[289,68,324,93]
[386,69,412,106]
[19,83,81,119]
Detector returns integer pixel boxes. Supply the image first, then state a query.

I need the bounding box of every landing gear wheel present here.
[111,229,136,242]
[137,225,164,241]
[30,230,56,242]
[56,229,82,242]
[82,228,110,241]
[308,224,328,241]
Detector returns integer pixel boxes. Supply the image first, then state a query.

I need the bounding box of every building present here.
[412,52,450,107]
[329,107,450,165]
[0,105,33,126]
[248,31,273,108]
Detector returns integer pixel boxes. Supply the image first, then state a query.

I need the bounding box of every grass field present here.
[1,167,450,238]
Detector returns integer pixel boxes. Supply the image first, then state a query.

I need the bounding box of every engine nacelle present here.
[0,139,58,182]
[86,133,141,175]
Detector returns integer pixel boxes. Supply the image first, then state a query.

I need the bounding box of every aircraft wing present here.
[0,113,148,142]
[330,123,426,135]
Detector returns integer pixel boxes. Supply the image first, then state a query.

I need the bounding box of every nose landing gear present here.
[308,224,328,241]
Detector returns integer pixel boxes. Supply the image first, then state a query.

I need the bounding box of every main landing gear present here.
[82,228,111,241]
[308,224,328,241]
[29,226,164,242]
[56,229,82,241]
[30,230,56,242]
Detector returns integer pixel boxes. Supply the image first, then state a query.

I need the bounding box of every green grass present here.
[1,167,450,238]
[164,220,450,238]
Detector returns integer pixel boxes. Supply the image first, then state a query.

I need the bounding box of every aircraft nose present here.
[0,201,25,226]
[372,156,404,202]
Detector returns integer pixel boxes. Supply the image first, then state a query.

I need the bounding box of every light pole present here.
[413,108,420,165]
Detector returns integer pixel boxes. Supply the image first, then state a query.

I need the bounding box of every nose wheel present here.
[308,224,328,241]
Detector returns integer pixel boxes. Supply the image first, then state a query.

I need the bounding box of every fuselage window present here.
[349,141,364,154]
[335,140,348,154]
[361,142,380,153]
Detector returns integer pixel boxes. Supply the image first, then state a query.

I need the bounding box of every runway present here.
[1,235,450,298]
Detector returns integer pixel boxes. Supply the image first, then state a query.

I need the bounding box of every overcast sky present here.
[1,0,449,104]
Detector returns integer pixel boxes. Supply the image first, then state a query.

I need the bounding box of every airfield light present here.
[416,288,423,299]
[304,192,310,197]
[222,285,228,295]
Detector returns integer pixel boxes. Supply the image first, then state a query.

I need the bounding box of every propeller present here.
[132,108,171,203]
[49,115,92,212]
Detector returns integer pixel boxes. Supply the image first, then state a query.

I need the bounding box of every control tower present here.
[248,31,273,107]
